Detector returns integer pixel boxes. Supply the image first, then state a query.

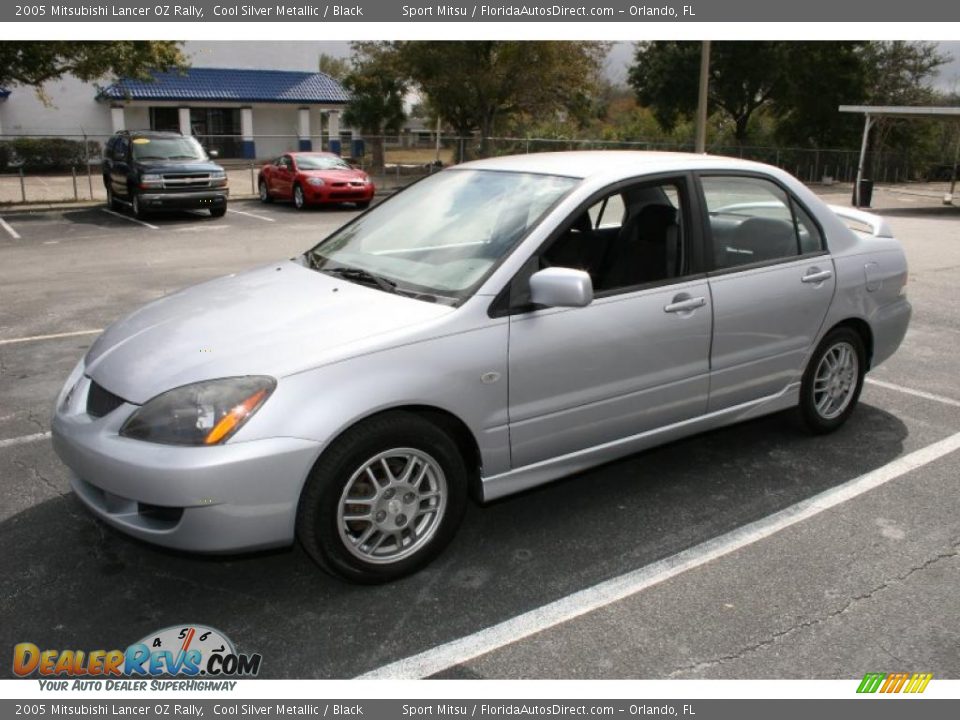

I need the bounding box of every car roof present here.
[460,150,773,180]
[290,151,341,157]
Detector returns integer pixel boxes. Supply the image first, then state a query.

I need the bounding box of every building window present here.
[149,107,180,132]
[190,108,243,158]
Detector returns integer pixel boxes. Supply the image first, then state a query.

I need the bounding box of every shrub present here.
[0,138,101,172]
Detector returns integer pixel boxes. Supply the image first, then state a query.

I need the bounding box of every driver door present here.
[507,176,712,468]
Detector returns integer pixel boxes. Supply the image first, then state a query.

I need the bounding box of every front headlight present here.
[306,177,325,186]
[120,376,276,446]
[139,173,163,189]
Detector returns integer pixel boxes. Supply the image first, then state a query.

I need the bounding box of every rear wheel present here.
[293,184,306,210]
[258,179,272,203]
[799,327,865,434]
[296,412,468,583]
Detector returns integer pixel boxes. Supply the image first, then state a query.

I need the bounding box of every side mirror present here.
[529,268,594,308]
[207,149,219,159]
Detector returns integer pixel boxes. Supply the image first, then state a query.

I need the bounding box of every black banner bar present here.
[4,1,960,23]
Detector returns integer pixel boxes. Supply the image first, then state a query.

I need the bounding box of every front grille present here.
[160,173,211,188]
[87,381,127,418]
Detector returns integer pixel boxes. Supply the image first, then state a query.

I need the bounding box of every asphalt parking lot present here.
[0,188,958,680]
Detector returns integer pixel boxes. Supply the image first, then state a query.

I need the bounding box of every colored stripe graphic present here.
[857,672,932,694]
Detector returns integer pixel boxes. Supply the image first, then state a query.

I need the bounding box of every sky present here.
[183,40,960,94]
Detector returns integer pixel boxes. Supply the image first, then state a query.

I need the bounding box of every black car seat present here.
[599,204,679,290]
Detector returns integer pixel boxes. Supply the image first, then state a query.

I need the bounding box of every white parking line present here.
[227,208,275,222]
[358,428,960,679]
[0,432,51,449]
[0,215,21,240]
[0,329,102,346]
[100,209,159,230]
[865,378,960,408]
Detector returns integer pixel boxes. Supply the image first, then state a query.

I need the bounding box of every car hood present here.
[84,261,453,404]
[135,160,224,173]
[300,169,368,181]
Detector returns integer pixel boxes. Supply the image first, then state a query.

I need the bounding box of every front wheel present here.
[131,192,148,220]
[355,201,371,210]
[293,184,306,210]
[799,327,866,434]
[210,205,227,218]
[296,412,468,583]
[258,179,272,203]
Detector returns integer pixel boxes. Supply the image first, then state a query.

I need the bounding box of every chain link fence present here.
[0,132,933,205]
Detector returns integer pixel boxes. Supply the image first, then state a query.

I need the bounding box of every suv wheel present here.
[106,186,120,211]
[296,412,468,583]
[210,205,227,218]
[131,192,148,220]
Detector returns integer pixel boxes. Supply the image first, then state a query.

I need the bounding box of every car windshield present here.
[131,136,206,162]
[296,155,351,170]
[304,169,578,302]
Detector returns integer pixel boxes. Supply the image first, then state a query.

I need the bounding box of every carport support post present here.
[949,124,959,202]
[854,113,873,207]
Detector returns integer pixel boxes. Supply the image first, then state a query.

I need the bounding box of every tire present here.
[799,326,866,434]
[210,205,227,218]
[258,179,272,203]
[296,412,469,583]
[356,201,371,210]
[106,186,121,211]
[131,192,148,220]
[293,184,306,210]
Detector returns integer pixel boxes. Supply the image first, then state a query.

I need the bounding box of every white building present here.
[0,42,353,160]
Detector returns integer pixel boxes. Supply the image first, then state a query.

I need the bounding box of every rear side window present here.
[701,176,822,270]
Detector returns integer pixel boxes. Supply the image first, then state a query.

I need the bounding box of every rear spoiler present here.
[828,205,894,238]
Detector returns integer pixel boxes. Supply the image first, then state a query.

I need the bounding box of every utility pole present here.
[695,41,711,154]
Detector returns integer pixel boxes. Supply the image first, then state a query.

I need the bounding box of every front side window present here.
[542,179,687,295]
[305,169,578,302]
[701,175,822,270]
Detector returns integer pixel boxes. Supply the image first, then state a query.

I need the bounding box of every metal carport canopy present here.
[838,105,960,206]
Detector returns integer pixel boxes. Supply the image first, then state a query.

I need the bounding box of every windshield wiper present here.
[324,266,398,294]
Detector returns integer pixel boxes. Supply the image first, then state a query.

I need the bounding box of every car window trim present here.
[693,169,830,276]
[488,171,706,318]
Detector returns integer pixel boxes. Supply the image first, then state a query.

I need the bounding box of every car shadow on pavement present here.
[0,403,908,678]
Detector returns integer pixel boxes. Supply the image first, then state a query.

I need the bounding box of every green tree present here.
[629,41,786,144]
[773,42,868,148]
[341,42,407,174]
[400,41,610,159]
[317,53,350,82]
[0,41,187,95]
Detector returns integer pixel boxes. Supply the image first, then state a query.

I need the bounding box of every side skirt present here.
[480,383,800,502]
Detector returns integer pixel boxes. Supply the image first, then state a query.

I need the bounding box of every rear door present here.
[699,174,836,411]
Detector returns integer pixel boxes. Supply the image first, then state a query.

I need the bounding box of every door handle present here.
[664,296,706,313]
[801,269,833,284]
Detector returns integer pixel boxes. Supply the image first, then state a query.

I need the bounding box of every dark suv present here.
[103,130,229,219]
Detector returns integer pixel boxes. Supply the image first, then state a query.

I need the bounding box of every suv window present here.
[701,175,821,270]
[542,179,687,296]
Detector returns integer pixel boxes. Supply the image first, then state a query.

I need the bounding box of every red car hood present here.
[299,168,369,182]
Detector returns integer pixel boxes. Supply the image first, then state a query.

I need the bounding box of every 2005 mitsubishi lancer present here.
[52,151,911,583]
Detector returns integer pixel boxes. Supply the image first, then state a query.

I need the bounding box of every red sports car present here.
[258,152,375,209]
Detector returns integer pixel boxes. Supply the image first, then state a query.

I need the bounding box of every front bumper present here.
[304,184,374,205]
[52,375,320,553]
[140,190,228,211]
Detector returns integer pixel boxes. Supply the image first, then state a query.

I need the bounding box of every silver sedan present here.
[52,152,911,583]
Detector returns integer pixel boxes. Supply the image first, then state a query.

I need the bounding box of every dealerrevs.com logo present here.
[13,625,261,689]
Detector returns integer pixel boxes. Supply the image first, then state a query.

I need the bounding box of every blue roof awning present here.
[100,68,349,104]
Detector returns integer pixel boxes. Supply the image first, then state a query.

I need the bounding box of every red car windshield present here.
[296,155,352,171]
